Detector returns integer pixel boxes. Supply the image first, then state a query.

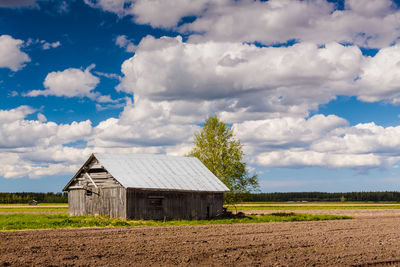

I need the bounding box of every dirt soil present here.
[1,210,400,266]
[243,208,400,218]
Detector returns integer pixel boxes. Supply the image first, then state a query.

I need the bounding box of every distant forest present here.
[0,192,68,204]
[247,191,400,202]
[1,191,400,204]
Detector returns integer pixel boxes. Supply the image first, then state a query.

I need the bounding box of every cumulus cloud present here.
[26,38,61,50]
[27,64,100,98]
[117,36,362,119]
[129,0,210,28]
[181,0,400,48]
[0,0,41,8]
[0,105,94,178]
[84,0,400,48]
[256,150,382,169]
[345,0,394,17]
[234,115,348,151]
[232,116,400,170]
[355,45,400,104]
[0,105,35,123]
[84,0,129,16]
[84,0,209,27]
[0,35,30,71]
[90,99,199,148]
[232,117,400,170]
[115,35,136,52]
[6,1,400,178]
[0,0,68,12]
[37,113,47,122]
[41,40,61,50]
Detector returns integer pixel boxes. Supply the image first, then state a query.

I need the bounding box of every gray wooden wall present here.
[126,189,224,220]
[67,157,126,218]
[67,156,224,220]
[68,187,126,218]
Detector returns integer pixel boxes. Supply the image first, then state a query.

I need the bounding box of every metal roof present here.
[93,153,230,193]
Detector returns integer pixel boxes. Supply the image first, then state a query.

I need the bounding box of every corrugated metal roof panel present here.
[93,153,230,192]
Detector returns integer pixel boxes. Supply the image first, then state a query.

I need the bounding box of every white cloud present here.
[182,0,400,49]
[0,105,35,123]
[118,36,362,119]
[234,115,348,151]
[37,113,47,122]
[84,0,209,27]
[84,0,129,16]
[0,1,68,13]
[0,106,93,178]
[41,40,61,50]
[84,0,400,49]
[233,117,400,170]
[256,150,382,169]
[8,91,19,97]
[0,35,30,71]
[27,64,100,98]
[260,179,316,189]
[26,38,61,50]
[115,35,136,52]
[129,0,210,28]
[90,100,199,148]
[7,1,400,178]
[356,45,400,103]
[345,0,394,17]
[95,71,120,80]
[0,0,41,8]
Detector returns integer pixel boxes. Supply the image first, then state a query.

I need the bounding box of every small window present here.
[149,198,162,206]
[148,196,164,208]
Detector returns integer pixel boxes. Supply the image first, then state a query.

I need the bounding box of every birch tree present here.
[187,116,259,203]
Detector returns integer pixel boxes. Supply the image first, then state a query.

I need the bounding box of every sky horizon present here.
[2,0,400,193]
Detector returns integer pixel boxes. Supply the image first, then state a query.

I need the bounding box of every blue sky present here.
[2,0,400,193]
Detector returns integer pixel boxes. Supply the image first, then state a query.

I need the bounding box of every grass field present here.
[0,204,68,213]
[227,202,400,210]
[0,203,67,206]
[2,202,400,213]
[0,212,352,231]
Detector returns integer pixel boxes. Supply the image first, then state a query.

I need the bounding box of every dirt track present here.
[1,210,400,266]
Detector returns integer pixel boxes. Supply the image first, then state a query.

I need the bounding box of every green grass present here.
[0,203,68,212]
[238,201,400,204]
[228,205,400,210]
[0,203,67,206]
[0,207,69,212]
[0,213,352,231]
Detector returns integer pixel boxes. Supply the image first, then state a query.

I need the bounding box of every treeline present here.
[246,192,400,202]
[2,191,400,204]
[0,192,68,204]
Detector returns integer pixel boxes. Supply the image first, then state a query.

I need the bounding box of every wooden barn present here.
[63,153,229,220]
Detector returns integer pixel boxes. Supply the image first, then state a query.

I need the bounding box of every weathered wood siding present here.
[68,187,126,218]
[67,156,225,220]
[126,189,224,220]
[67,157,126,219]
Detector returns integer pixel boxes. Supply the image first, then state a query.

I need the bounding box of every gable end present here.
[63,154,123,191]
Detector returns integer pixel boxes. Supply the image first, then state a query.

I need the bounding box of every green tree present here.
[187,116,259,205]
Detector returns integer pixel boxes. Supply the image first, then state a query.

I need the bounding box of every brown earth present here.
[1,210,400,266]
[243,208,400,218]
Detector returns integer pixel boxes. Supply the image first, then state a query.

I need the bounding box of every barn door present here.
[148,196,164,219]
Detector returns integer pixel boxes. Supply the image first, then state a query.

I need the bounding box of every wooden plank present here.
[89,163,103,169]
[85,172,98,188]
[89,173,113,179]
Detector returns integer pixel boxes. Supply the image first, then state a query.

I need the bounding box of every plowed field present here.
[1,210,400,266]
